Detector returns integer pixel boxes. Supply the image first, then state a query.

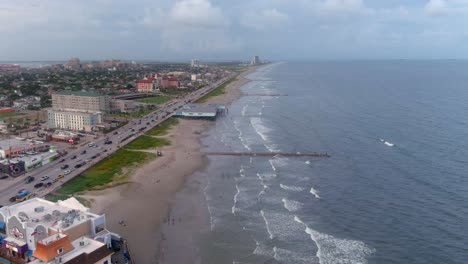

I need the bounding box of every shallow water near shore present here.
[174,61,468,264]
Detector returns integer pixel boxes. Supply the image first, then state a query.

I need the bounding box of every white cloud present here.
[241,8,289,31]
[425,0,447,16]
[320,0,373,16]
[170,0,226,28]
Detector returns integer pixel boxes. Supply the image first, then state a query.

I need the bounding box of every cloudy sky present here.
[1,0,467,61]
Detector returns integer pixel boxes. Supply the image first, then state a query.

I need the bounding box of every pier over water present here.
[205,152,330,158]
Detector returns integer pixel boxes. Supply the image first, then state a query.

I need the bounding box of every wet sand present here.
[82,67,256,263]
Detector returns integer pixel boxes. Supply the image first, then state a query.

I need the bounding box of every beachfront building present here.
[0,139,48,159]
[47,110,102,131]
[52,91,110,113]
[0,197,117,263]
[174,104,226,120]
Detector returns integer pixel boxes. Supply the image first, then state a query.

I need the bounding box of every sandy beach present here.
[82,67,256,263]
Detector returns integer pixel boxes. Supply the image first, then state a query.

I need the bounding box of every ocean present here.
[196,61,468,264]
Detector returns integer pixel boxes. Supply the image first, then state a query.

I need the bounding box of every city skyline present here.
[1,0,468,61]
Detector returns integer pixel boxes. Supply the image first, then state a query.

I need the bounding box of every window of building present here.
[57,247,64,254]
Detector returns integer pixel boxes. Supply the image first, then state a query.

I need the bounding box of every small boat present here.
[384,141,394,147]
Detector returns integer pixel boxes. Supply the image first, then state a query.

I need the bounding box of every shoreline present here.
[82,66,258,263]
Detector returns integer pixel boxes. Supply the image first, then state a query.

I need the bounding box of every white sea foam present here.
[256,173,276,181]
[280,184,305,192]
[233,120,251,151]
[273,246,279,261]
[270,157,289,169]
[269,160,276,171]
[282,198,304,212]
[241,105,248,116]
[232,184,241,215]
[310,187,321,199]
[239,165,245,177]
[250,117,271,142]
[260,210,274,239]
[203,177,215,231]
[294,216,375,264]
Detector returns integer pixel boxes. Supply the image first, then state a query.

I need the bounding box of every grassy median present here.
[146,118,179,136]
[138,95,173,105]
[125,135,170,150]
[45,119,177,201]
[196,77,238,103]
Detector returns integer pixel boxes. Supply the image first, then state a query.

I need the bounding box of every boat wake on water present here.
[380,138,395,147]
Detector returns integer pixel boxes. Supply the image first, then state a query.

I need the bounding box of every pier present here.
[244,93,288,96]
[205,152,330,158]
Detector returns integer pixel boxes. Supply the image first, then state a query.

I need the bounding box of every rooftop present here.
[54,91,104,97]
[0,138,45,150]
[2,198,100,230]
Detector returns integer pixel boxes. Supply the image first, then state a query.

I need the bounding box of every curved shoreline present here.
[82,66,258,263]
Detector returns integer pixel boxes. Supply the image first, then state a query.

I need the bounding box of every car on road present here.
[61,164,69,170]
[0,175,9,180]
[34,183,44,188]
[64,170,71,175]
[25,176,34,183]
[41,176,49,181]
[81,150,86,155]
[59,159,65,163]
[103,149,108,152]
[91,155,96,159]
[71,155,77,159]
[45,182,52,188]
[56,174,64,179]
[75,164,82,169]
[9,197,16,202]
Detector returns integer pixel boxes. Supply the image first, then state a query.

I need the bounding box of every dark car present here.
[9,197,16,202]
[61,165,69,170]
[104,141,112,145]
[0,175,9,180]
[71,155,77,159]
[96,153,101,157]
[91,155,96,159]
[34,183,44,188]
[75,164,82,169]
[59,159,65,163]
[103,149,108,152]
[45,182,52,187]
[81,150,86,155]
[113,131,119,135]
[25,176,35,183]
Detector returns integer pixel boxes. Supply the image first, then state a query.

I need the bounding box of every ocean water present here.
[198,61,468,264]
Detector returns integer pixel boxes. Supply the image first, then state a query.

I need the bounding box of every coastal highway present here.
[0,74,236,206]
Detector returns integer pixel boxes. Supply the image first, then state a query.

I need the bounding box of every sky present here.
[1,0,468,61]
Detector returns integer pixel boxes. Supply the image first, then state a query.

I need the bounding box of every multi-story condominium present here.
[52,91,110,113]
[47,110,102,131]
[0,197,117,263]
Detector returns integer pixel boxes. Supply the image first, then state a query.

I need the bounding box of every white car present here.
[64,170,71,175]
[41,176,49,181]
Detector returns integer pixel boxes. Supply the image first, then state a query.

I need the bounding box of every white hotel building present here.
[47,110,102,131]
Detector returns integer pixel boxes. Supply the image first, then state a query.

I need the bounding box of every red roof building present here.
[137,77,157,93]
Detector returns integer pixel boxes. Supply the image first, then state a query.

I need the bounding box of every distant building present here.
[251,56,260,65]
[52,91,110,113]
[65,57,81,70]
[0,138,48,159]
[0,107,14,113]
[156,75,180,88]
[191,59,201,67]
[47,110,102,131]
[0,197,116,263]
[137,77,158,93]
